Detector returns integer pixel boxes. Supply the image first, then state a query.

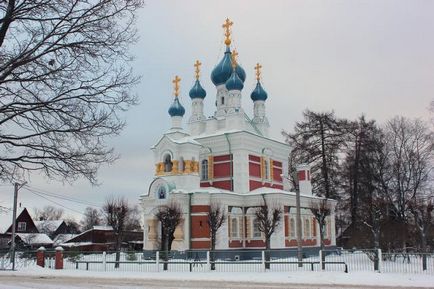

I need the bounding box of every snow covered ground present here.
[1,266,434,288]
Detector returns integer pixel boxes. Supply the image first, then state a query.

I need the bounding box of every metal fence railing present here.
[0,250,37,270]
[382,252,434,274]
[2,248,433,274]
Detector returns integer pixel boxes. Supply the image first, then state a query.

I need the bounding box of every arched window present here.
[253,218,261,238]
[290,218,295,239]
[231,217,239,238]
[201,159,208,180]
[264,159,269,179]
[304,219,311,238]
[164,154,173,172]
[179,157,185,173]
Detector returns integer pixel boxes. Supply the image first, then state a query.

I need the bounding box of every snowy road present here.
[0,276,431,289]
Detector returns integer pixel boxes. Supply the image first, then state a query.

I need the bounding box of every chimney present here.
[296,163,312,196]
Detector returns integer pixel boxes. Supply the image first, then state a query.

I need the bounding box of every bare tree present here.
[155,201,183,271]
[380,117,433,248]
[310,198,331,270]
[102,197,130,268]
[310,199,331,251]
[64,217,81,234]
[255,195,282,269]
[34,205,64,221]
[125,205,142,231]
[81,207,102,231]
[409,195,433,270]
[0,0,143,184]
[207,202,225,270]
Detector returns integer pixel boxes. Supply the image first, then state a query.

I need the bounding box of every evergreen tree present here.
[283,110,347,199]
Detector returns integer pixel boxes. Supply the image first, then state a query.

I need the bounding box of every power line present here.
[23,187,86,216]
[23,185,102,208]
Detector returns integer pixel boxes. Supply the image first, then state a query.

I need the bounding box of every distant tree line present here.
[283,110,433,252]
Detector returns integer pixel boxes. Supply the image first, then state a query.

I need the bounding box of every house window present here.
[221,96,225,105]
[231,217,239,238]
[290,218,295,239]
[304,219,311,238]
[201,159,208,180]
[164,154,173,172]
[252,218,261,238]
[17,222,26,232]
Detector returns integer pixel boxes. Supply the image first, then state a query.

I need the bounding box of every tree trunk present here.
[319,225,325,270]
[211,231,216,270]
[163,233,169,271]
[115,235,121,269]
[265,237,271,270]
[421,231,427,271]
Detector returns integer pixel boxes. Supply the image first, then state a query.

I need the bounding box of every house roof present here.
[34,220,64,233]
[0,207,25,233]
[52,234,78,246]
[16,233,53,245]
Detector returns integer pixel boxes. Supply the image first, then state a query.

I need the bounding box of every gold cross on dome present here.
[172,75,181,97]
[255,63,262,81]
[194,60,202,80]
[231,49,239,69]
[222,18,233,46]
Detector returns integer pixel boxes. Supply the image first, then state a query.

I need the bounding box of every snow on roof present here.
[60,241,94,247]
[34,220,64,233]
[0,207,25,233]
[171,187,336,202]
[92,225,113,231]
[16,233,53,245]
[52,234,78,246]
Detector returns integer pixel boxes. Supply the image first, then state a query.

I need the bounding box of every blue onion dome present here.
[235,63,246,83]
[189,80,206,99]
[250,81,268,101]
[168,97,185,117]
[211,47,233,86]
[225,70,244,91]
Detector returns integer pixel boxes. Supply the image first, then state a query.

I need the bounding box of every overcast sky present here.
[1,0,433,221]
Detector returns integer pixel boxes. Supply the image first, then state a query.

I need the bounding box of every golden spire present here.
[172,75,181,97]
[254,63,262,81]
[231,49,239,69]
[194,60,202,80]
[222,18,233,46]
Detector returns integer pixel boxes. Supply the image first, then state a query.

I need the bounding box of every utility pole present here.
[11,182,27,271]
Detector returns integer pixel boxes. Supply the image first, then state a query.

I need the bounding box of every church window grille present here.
[164,154,173,172]
[201,159,208,180]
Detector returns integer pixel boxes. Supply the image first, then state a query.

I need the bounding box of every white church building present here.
[140,19,336,251]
